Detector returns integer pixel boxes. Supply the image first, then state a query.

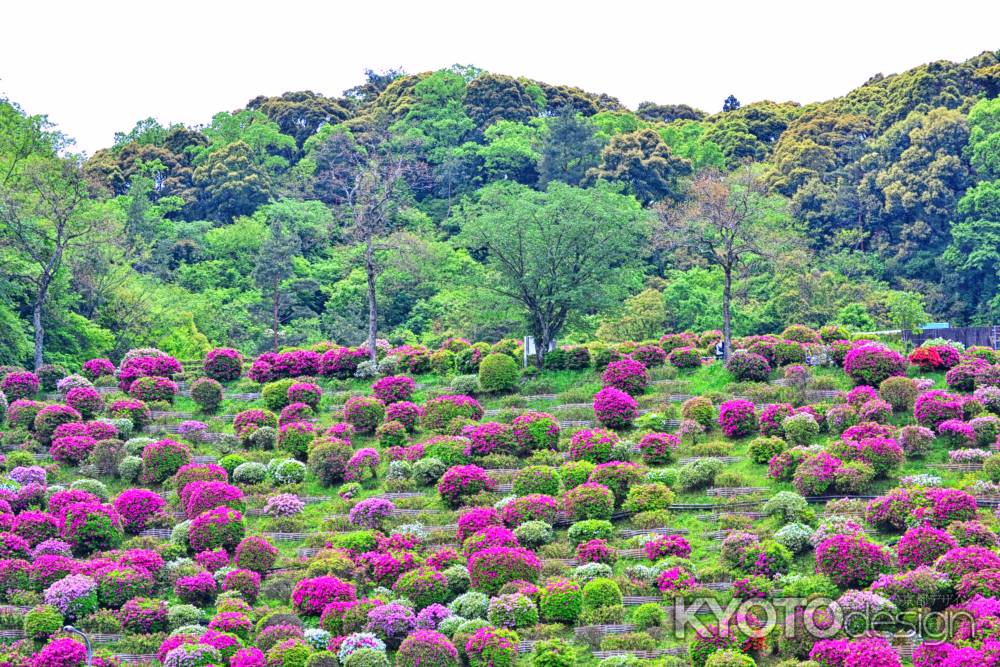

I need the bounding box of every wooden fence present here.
[903,326,999,349]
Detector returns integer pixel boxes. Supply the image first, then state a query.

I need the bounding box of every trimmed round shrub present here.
[97,565,154,608]
[34,404,82,444]
[393,566,449,610]
[637,432,679,465]
[141,439,192,484]
[413,457,448,486]
[682,396,715,428]
[601,359,649,395]
[64,386,103,419]
[568,428,619,463]
[843,345,906,386]
[538,578,582,623]
[512,465,560,496]
[668,346,701,369]
[581,577,622,608]
[2,371,39,401]
[464,627,518,667]
[190,378,224,413]
[235,536,279,574]
[23,603,63,640]
[129,375,178,403]
[262,378,297,411]
[814,533,892,588]
[278,421,316,460]
[344,396,386,434]
[749,436,786,464]
[781,412,819,446]
[567,519,614,545]
[726,353,771,382]
[467,546,541,595]
[188,506,245,553]
[438,465,496,508]
[287,381,322,409]
[422,395,484,432]
[478,354,519,394]
[511,412,559,453]
[879,376,918,412]
[589,461,647,506]
[513,520,554,549]
[292,575,356,615]
[204,348,243,382]
[564,483,614,521]
[487,593,537,629]
[396,630,459,667]
[622,482,674,513]
[718,399,757,438]
[113,489,166,533]
[593,387,638,429]
[307,437,354,486]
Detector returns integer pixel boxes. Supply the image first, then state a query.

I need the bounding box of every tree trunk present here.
[32,300,44,371]
[722,266,733,362]
[271,279,280,352]
[536,320,550,366]
[365,236,378,363]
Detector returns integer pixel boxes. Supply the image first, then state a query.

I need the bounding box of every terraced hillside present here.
[0,327,997,667]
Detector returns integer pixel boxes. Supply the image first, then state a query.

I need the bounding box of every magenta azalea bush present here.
[601,358,649,395]
[718,399,757,438]
[593,386,638,429]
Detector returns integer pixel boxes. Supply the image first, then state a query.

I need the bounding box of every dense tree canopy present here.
[1,49,999,367]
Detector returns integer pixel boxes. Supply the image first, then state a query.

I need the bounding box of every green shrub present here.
[343,648,389,667]
[781,413,819,446]
[262,378,296,411]
[632,602,665,629]
[677,458,724,491]
[879,376,918,412]
[190,378,224,413]
[514,521,554,548]
[412,457,448,486]
[622,483,674,513]
[559,460,595,490]
[23,604,63,640]
[118,455,143,482]
[748,436,786,464]
[450,591,490,619]
[233,462,267,485]
[567,520,614,546]
[513,466,561,496]
[219,454,246,475]
[478,354,520,393]
[581,578,623,609]
[681,397,715,428]
[539,579,582,624]
[763,491,809,522]
[705,650,756,667]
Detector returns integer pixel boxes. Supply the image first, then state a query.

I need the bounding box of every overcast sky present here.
[2,0,998,155]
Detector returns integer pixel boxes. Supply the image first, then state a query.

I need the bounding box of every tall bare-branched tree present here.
[316,123,422,361]
[657,168,793,360]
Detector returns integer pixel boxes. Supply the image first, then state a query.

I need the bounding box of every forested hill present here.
[2,52,1000,368]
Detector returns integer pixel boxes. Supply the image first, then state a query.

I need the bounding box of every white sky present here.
[2,0,998,155]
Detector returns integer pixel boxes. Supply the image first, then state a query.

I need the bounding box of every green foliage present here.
[478,353,519,393]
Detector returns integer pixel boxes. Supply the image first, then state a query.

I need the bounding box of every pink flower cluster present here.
[247,349,321,382]
[593,386,638,429]
[718,399,757,438]
[372,375,416,404]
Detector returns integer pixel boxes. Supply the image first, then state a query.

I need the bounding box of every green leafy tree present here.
[253,218,301,351]
[192,140,272,221]
[538,112,603,188]
[886,290,929,335]
[0,157,111,369]
[454,181,647,362]
[587,128,691,204]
